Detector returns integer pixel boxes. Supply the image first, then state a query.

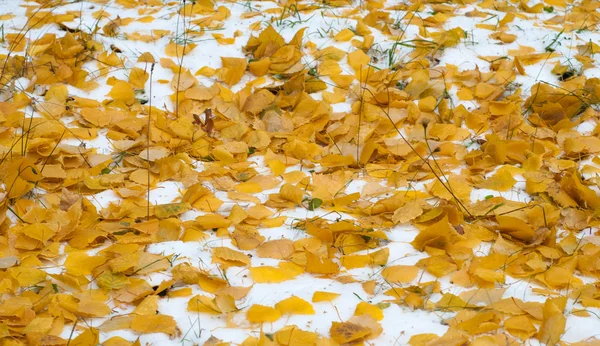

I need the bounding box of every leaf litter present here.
[0,0,600,345]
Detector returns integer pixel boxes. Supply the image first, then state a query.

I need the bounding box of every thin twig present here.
[147,62,155,221]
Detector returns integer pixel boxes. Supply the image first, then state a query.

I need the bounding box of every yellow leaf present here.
[429,178,471,202]
[392,201,423,224]
[131,314,179,336]
[213,33,235,45]
[318,60,342,76]
[64,252,107,276]
[168,288,193,298]
[23,317,53,335]
[215,294,238,313]
[279,183,304,205]
[312,291,340,302]
[196,66,216,77]
[496,215,536,243]
[96,271,130,290]
[247,304,281,323]
[537,299,566,346]
[250,263,303,283]
[320,154,356,167]
[108,80,135,105]
[305,251,339,274]
[78,297,111,317]
[71,328,100,345]
[212,247,251,267]
[261,216,287,228]
[473,83,497,99]
[249,57,271,77]
[211,145,236,164]
[133,295,158,315]
[457,87,473,100]
[381,265,419,283]
[505,315,537,340]
[561,173,600,209]
[171,69,197,91]
[411,217,463,251]
[275,296,315,315]
[3,159,38,197]
[354,302,383,321]
[362,281,376,295]
[418,96,437,112]
[235,182,263,193]
[243,89,276,115]
[198,273,228,293]
[275,326,319,345]
[154,202,191,218]
[128,67,149,89]
[21,223,55,243]
[187,294,223,314]
[334,29,355,42]
[330,322,371,344]
[185,84,213,100]
[478,166,516,191]
[347,50,370,71]
[405,69,430,96]
[341,248,389,269]
[165,41,197,57]
[256,239,294,259]
[232,227,266,250]
[247,204,274,219]
[330,74,355,88]
[195,214,231,229]
[138,52,155,63]
[218,57,248,86]
[435,293,476,311]
[318,46,345,61]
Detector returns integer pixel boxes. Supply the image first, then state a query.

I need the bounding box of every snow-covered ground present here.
[1,0,600,345]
